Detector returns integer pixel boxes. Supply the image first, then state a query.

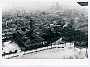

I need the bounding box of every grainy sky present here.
[2,2,87,11]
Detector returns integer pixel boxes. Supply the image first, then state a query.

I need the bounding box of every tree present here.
[74,30,88,57]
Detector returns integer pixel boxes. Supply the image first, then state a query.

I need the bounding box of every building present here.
[56,2,59,10]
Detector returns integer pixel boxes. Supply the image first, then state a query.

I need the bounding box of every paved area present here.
[11,43,88,59]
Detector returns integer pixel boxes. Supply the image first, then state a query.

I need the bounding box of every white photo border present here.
[0,0,89,66]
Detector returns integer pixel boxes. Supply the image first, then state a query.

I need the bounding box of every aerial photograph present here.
[2,2,88,59]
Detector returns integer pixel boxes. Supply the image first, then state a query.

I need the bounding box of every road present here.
[11,43,88,59]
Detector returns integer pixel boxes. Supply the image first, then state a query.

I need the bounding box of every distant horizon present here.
[2,2,82,12]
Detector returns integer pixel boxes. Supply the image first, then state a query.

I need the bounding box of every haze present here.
[2,2,82,12]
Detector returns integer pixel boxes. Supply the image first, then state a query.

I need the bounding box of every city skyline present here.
[2,2,81,12]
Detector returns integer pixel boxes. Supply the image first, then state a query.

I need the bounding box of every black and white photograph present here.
[2,2,88,59]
